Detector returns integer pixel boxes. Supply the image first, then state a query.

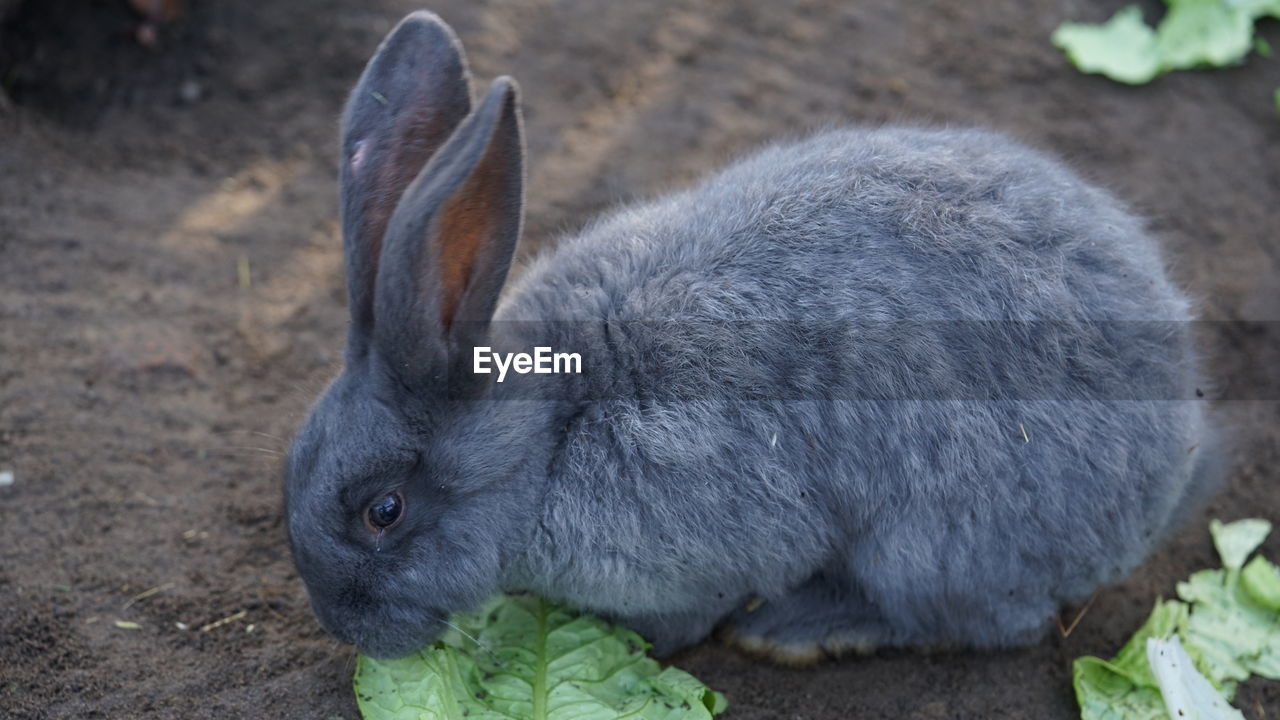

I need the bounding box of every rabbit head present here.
[282,11,533,659]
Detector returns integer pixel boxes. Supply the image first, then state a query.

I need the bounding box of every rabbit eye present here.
[366,491,405,531]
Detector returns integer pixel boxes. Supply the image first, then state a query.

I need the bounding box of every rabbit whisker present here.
[211,429,286,444]
[205,445,284,457]
[247,430,286,443]
[433,615,502,667]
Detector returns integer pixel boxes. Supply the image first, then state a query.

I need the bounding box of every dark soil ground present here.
[1,0,1277,718]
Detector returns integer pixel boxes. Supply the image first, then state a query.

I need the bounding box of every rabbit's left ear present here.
[339,11,474,360]
[373,77,525,390]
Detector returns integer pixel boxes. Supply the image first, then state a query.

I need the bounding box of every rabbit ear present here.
[373,77,525,391]
[339,12,473,358]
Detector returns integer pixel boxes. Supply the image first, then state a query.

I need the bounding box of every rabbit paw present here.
[720,576,887,666]
[618,608,723,658]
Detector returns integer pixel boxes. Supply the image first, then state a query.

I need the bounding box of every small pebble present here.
[179,79,204,104]
[0,470,13,487]
[136,24,158,47]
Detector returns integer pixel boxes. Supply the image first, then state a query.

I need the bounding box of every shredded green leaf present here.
[1052,6,1162,85]
[1147,636,1245,720]
[1074,655,1169,720]
[1243,555,1280,609]
[1155,0,1256,71]
[1053,1,1280,87]
[1074,599,1190,720]
[1074,519,1280,719]
[1209,518,1271,571]
[354,594,728,720]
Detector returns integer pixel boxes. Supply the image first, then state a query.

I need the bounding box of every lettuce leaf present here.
[1146,636,1245,720]
[1073,657,1168,720]
[1052,6,1162,85]
[1073,600,1188,720]
[1053,1,1279,86]
[1209,518,1271,571]
[1156,0,1257,71]
[354,594,727,720]
[1242,555,1280,610]
[1074,518,1280,719]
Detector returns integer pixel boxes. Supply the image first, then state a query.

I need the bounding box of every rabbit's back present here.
[503,128,1210,645]
[512,127,1189,325]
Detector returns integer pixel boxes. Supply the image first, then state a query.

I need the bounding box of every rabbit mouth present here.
[352,617,446,659]
[307,595,444,658]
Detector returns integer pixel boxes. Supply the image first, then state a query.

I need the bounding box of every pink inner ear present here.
[350,139,369,174]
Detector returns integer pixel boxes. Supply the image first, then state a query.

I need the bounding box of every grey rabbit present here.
[283,11,1219,663]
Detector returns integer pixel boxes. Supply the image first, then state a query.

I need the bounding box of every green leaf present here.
[1052,5,1163,84]
[1072,600,1187,719]
[354,595,728,720]
[1210,518,1272,571]
[1243,556,1280,610]
[1053,0,1280,95]
[1073,656,1168,720]
[1177,522,1280,688]
[1231,0,1280,21]
[1113,599,1190,687]
[1075,518,1280,718]
[1177,563,1280,685]
[1155,0,1257,71]
[1146,636,1246,720]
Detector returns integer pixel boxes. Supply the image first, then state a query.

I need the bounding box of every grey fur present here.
[284,12,1218,661]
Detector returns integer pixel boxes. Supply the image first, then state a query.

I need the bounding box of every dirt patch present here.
[0,584,103,720]
[1,0,1278,718]
[0,0,215,128]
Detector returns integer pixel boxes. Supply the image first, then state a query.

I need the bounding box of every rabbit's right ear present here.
[371,78,524,397]
[339,12,473,359]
